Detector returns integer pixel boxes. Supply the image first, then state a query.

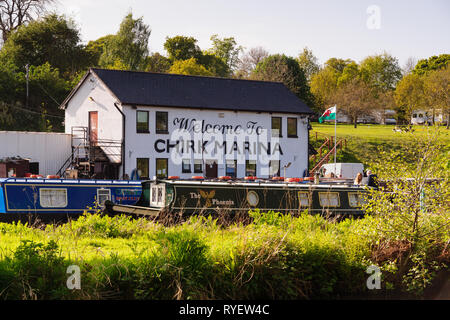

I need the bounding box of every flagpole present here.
[334,105,337,175]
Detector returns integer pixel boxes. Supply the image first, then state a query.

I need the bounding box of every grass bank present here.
[310,123,450,168]
[0,210,448,300]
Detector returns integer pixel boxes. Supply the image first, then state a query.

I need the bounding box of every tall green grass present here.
[0,209,447,300]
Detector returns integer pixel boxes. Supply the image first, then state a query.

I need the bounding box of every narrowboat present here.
[0,178,142,219]
[105,176,377,218]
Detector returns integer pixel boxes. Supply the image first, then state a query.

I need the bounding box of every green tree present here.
[164,35,202,62]
[85,35,115,67]
[395,73,426,125]
[99,13,151,71]
[251,54,314,107]
[310,66,340,109]
[169,58,214,76]
[145,52,171,73]
[333,77,375,128]
[196,52,229,77]
[0,62,69,131]
[413,54,450,76]
[359,53,402,91]
[0,14,91,79]
[324,58,354,73]
[207,34,243,73]
[297,47,320,81]
[423,66,450,127]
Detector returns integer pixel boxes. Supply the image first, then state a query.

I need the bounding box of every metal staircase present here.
[56,127,122,179]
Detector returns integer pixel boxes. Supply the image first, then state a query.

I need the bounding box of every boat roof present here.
[0,178,141,185]
[147,178,367,189]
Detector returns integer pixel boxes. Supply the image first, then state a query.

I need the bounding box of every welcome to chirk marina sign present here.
[154,117,283,170]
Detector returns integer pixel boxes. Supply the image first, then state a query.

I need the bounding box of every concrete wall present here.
[0,131,71,176]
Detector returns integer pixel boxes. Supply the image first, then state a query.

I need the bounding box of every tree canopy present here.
[251,54,314,107]
[99,13,151,71]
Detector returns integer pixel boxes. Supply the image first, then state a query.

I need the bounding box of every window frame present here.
[39,188,68,208]
[226,160,237,178]
[182,159,191,173]
[136,158,149,180]
[348,192,366,208]
[318,192,340,207]
[298,191,310,208]
[97,188,111,207]
[245,160,257,177]
[136,110,150,133]
[269,160,281,178]
[271,117,282,138]
[156,158,168,179]
[156,111,169,134]
[287,117,298,138]
[193,159,203,174]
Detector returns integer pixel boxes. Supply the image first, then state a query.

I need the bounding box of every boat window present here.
[40,188,68,208]
[298,192,309,207]
[348,192,366,207]
[319,192,340,207]
[152,186,157,202]
[157,187,163,203]
[97,188,111,206]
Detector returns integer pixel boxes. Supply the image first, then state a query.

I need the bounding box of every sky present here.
[56,0,450,67]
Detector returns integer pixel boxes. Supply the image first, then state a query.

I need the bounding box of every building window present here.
[269,160,280,177]
[136,158,149,179]
[137,110,149,133]
[156,111,168,134]
[39,188,68,208]
[156,158,168,178]
[271,117,282,137]
[245,160,257,177]
[182,159,191,173]
[194,159,203,173]
[226,160,237,178]
[287,117,297,137]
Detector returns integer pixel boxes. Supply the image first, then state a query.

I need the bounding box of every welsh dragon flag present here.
[319,105,336,123]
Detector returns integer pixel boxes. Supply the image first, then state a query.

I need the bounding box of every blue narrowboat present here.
[0,178,142,216]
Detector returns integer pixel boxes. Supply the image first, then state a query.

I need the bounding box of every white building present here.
[62,68,313,180]
[0,131,71,176]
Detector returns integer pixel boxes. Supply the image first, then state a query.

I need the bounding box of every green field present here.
[309,123,450,168]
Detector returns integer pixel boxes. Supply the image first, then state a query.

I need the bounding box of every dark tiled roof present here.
[90,68,313,115]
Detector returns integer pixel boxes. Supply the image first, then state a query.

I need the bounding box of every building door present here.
[205,160,218,178]
[89,111,98,145]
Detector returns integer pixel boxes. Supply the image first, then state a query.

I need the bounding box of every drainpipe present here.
[114,102,126,179]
